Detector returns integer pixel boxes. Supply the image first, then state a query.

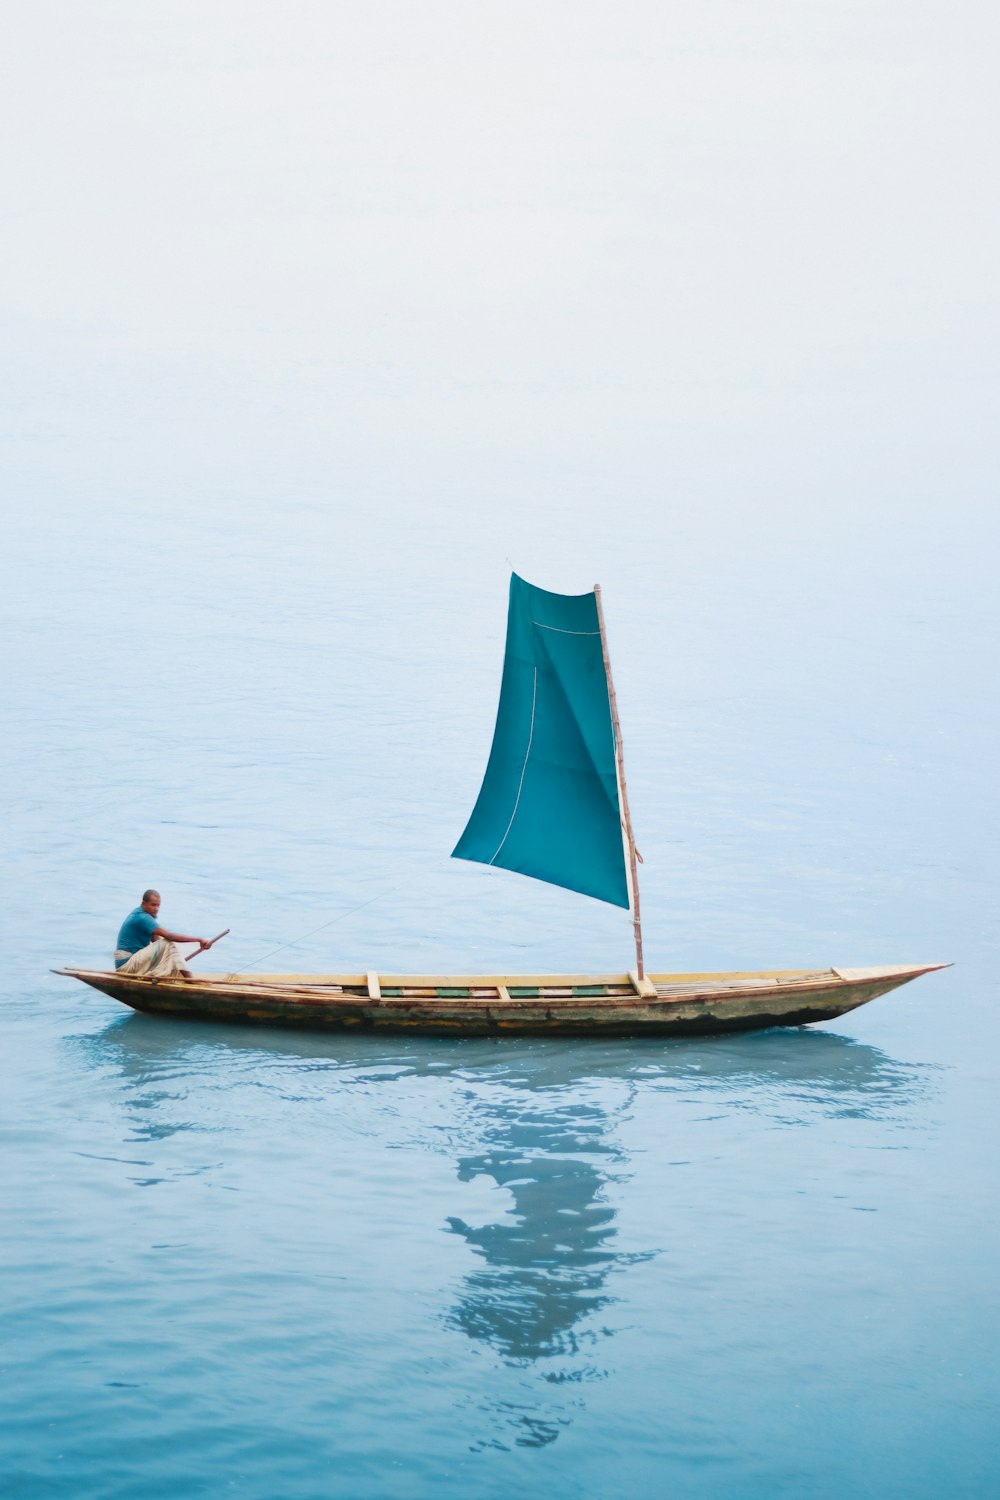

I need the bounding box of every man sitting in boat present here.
[115,890,209,980]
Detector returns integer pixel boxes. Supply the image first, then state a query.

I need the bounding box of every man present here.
[115,889,209,980]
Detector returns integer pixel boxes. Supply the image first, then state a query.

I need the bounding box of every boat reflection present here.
[76,1017,937,1448]
[79,1016,937,1130]
[433,1031,935,1448]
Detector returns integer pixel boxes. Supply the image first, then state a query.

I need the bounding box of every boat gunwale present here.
[54,962,948,1010]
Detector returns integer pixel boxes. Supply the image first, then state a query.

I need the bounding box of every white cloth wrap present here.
[114,938,187,977]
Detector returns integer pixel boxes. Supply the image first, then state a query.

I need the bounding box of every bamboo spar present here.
[593,584,645,980]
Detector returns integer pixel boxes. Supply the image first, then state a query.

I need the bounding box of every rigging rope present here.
[234,888,398,971]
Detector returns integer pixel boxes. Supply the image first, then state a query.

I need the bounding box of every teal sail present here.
[452,574,630,908]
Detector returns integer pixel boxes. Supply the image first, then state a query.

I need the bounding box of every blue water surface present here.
[1,481,997,1498]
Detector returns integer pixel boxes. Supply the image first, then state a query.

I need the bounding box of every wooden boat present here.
[58,575,946,1036]
[56,963,947,1036]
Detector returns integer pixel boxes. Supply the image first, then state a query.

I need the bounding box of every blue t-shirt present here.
[115,908,158,966]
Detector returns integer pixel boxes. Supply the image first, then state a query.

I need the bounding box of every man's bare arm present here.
[153,926,208,949]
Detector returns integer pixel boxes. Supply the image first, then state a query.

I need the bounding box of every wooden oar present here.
[185,929,229,963]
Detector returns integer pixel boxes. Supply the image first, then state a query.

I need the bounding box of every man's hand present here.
[184,930,229,958]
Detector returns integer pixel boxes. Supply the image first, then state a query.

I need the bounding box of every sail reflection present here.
[445,1094,635,1363]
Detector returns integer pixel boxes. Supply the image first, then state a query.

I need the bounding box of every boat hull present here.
[56,964,946,1038]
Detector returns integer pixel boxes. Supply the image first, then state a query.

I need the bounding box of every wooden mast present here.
[593,584,645,981]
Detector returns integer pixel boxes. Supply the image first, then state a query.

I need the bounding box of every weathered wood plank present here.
[55,963,949,1039]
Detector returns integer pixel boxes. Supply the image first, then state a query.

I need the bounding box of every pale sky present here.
[3,0,997,517]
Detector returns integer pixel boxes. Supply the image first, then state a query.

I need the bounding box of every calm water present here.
[5,2,998,1488]
[2,485,997,1498]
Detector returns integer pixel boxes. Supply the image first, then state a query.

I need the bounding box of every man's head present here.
[141,890,161,917]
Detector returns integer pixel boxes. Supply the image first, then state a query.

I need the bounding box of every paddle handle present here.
[185,929,230,962]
